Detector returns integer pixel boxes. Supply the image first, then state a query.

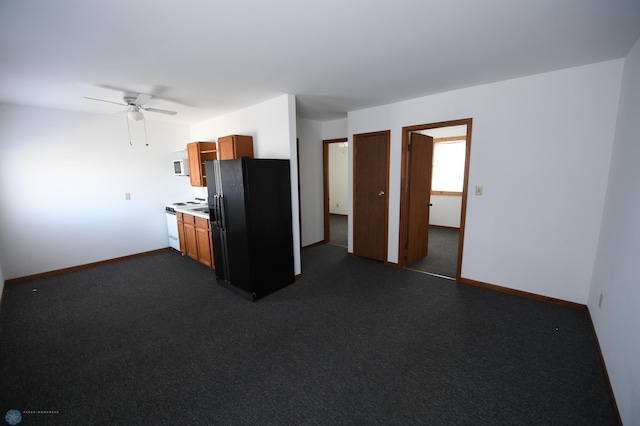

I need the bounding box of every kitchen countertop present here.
[174,204,210,220]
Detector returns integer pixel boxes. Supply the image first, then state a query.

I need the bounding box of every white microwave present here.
[173,159,189,176]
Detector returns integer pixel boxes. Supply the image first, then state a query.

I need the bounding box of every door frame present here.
[323,138,348,243]
[398,118,473,279]
[353,130,391,262]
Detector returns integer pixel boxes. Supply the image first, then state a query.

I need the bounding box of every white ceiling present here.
[1,0,639,124]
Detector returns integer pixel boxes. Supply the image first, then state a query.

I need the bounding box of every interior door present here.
[354,131,389,261]
[405,132,434,265]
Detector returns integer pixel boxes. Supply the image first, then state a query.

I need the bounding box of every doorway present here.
[323,138,348,247]
[399,118,472,279]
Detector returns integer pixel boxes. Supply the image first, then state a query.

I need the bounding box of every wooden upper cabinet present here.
[187,141,217,187]
[217,135,254,160]
[186,136,252,186]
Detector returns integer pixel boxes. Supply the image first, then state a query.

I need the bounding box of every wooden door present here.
[405,132,433,265]
[354,131,389,261]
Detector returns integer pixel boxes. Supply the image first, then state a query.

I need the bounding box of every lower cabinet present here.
[195,216,214,268]
[177,212,214,269]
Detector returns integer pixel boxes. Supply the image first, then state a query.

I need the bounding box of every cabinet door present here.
[184,222,198,260]
[196,227,213,268]
[187,143,203,186]
[195,216,214,268]
[187,142,217,187]
[217,136,235,160]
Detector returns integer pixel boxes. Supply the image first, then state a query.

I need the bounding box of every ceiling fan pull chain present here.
[125,114,133,146]
[143,114,149,146]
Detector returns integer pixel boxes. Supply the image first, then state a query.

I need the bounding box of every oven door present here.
[166,210,180,250]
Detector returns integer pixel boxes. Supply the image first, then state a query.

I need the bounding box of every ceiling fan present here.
[83,93,177,121]
[83,93,177,146]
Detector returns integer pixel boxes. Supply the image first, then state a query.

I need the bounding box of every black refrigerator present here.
[205,158,295,301]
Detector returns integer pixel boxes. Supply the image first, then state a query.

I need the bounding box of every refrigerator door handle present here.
[214,195,218,226]
[214,195,222,229]
[213,195,219,227]
[218,194,226,231]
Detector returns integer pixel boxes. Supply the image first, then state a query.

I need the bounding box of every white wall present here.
[589,37,640,426]
[322,118,348,140]
[191,94,295,159]
[430,195,461,228]
[297,117,323,247]
[190,94,302,275]
[328,142,348,215]
[0,103,192,279]
[296,117,348,247]
[347,59,624,304]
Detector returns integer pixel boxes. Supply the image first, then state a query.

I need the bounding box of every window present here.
[431,139,465,194]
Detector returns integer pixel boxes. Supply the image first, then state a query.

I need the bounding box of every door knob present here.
[378,191,385,196]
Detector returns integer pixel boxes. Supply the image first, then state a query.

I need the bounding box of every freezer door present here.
[206,160,231,282]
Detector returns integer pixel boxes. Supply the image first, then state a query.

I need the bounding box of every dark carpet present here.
[329,214,347,247]
[0,245,615,425]
[408,227,460,278]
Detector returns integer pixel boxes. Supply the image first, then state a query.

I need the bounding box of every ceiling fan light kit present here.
[127,106,144,122]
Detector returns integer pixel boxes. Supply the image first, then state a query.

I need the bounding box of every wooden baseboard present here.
[429,224,460,230]
[5,248,172,284]
[457,276,586,311]
[329,213,348,217]
[302,240,325,250]
[586,309,622,425]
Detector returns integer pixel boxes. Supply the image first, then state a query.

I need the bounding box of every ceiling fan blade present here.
[141,107,177,115]
[83,97,127,106]
[134,93,152,105]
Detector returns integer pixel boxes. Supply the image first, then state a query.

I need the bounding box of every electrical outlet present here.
[125,193,131,200]
[599,293,603,309]
[336,203,339,208]
[475,185,483,196]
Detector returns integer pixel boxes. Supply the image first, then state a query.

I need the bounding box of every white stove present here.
[165,200,207,250]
